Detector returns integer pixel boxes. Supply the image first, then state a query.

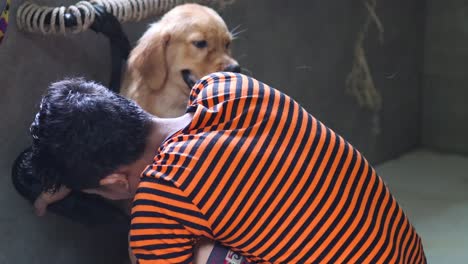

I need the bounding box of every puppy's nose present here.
[224,64,241,73]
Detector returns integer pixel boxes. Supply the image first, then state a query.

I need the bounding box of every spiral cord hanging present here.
[15,0,236,92]
[17,0,236,35]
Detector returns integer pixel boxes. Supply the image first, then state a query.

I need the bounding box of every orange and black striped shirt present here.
[130,72,426,264]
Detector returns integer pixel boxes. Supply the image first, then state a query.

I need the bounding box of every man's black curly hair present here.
[30,78,153,192]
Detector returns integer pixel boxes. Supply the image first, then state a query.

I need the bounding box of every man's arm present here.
[130,211,197,263]
[130,178,213,263]
[129,243,138,264]
[33,186,71,216]
[129,237,214,264]
[194,238,216,264]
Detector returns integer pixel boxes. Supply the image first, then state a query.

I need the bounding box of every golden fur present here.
[121,4,238,117]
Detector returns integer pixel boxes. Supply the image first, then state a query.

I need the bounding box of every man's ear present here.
[99,173,129,191]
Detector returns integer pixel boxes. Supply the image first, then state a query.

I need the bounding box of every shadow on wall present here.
[222,0,425,164]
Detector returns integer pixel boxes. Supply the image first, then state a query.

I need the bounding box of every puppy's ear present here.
[127,23,170,91]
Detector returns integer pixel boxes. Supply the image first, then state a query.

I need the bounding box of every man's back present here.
[130,72,426,263]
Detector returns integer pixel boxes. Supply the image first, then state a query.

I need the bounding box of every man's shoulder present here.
[188,72,278,109]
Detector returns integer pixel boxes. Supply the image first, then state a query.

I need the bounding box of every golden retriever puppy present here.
[121,3,240,118]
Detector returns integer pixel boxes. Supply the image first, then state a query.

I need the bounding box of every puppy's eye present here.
[193,40,208,49]
[225,42,231,50]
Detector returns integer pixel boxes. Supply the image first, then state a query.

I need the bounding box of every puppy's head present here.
[127,4,239,96]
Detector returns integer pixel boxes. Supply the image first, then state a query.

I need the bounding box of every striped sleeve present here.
[130,177,212,264]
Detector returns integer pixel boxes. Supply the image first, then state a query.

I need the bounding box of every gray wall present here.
[423,0,468,155]
[223,0,425,164]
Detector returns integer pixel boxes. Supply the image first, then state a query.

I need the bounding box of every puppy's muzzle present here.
[182,69,197,89]
[223,64,241,73]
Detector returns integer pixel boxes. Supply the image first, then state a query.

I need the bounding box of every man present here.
[30,73,426,263]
